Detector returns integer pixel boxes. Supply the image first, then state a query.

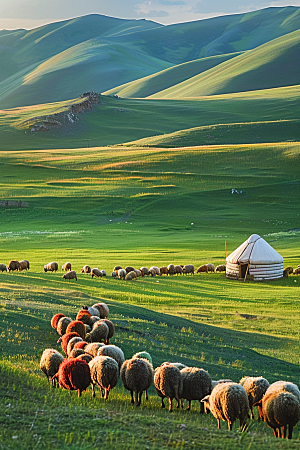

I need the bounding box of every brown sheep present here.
[293,267,300,275]
[91,268,102,278]
[216,265,226,273]
[174,265,183,275]
[62,262,72,272]
[140,267,150,276]
[8,260,20,271]
[283,268,290,278]
[44,261,58,272]
[19,260,30,271]
[160,266,168,276]
[125,266,135,273]
[167,264,175,275]
[284,266,293,274]
[81,265,91,273]
[62,270,77,281]
[196,264,208,274]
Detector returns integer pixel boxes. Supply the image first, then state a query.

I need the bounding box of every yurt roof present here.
[226,234,283,265]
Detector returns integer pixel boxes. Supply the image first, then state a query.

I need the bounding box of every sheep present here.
[293,267,300,275]
[8,260,20,271]
[44,261,58,272]
[81,265,91,273]
[98,319,115,344]
[40,349,64,387]
[140,267,150,276]
[89,316,101,327]
[216,264,226,273]
[111,271,117,277]
[62,262,72,272]
[239,376,270,420]
[180,367,212,412]
[57,332,81,355]
[73,341,87,350]
[113,265,122,272]
[160,266,168,276]
[0,263,7,272]
[76,308,92,325]
[206,263,215,273]
[120,357,154,406]
[132,351,152,365]
[265,381,300,404]
[77,353,93,364]
[118,269,127,280]
[161,362,187,371]
[87,306,100,317]
[98,345,125,370]
[86,321,109,344]
[92,302,109,319]
[89,355,119,399]
[69,348,86,359]
[101,270,107,277]
[196,264,208,274]
[62,270,77,281]
[51,358,91,397]
[283,268,290,278]
[84,342,105,357]
[284,266,293,274]
[154,363,183,411]
[149,266,161,276]
[253,386,300,439]
[19,260,30,271]
[51,313,65,330]
[65,320,86,339]
[56,317,72,336]
[182,264,195,275]
[174,265,183,275]
[67,336,84,356]
[134,269,142,277]
[91,268,102,278]
[167,264,175,276]
[125,266,135,273]
[201,382,249,431]
[125,270,137,281]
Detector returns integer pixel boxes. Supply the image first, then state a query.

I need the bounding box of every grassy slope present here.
[1,7,300,108]
[1,86,300,150]
[149,28,300,98]
[0,143,300,448]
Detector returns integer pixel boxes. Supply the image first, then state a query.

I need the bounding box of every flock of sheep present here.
[40,302,300,440]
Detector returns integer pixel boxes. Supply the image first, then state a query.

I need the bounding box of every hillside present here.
[1,7,300,108]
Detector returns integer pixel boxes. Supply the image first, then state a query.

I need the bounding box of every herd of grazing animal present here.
[39,302,300,440]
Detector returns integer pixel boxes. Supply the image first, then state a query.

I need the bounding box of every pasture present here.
[0,142,300,448]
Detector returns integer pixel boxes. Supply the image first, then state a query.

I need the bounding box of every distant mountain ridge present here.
[0,7,300,108]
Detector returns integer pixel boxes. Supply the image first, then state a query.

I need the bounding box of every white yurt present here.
[226,234,283,281]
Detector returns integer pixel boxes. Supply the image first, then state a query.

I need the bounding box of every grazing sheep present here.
[57,332,81,355]
[118,269,127,280]
[154,363,183,411]
[86,321,109,344]
[84,342,105,357]
[69,348,86,359]
[125,270,137,281]
[98,319,115,344]
[73,341,87,351]
[215,264,226,273]
[120,358,154,406]
[8,260,20,271]
[111,271,117,277]
[196,264,208,274]
[254,387,300,439]
[19,260,30,271]
[76,309,92,325]
[174,265,183,275]
[62,270,77,281]
[239,376,270,420]
[77,353,93,364]
[140,267,150,276]
[89,355,119,399]
[183,264,195,275]
[67,336,84,356]
[293,267,300,275]
[44,261,58,272]
[91,268,102,278]
[283,268,290,278]
[113,265,122,272]
[98,345,125,370]
[81,265,91,274]
[89,316,101,328]
[66,320,86,339]
[125,266,135,273]
[266,381,300,404]
[92,302,109,319]
[167,264,175,276]
[40,349,64,387]
[160,266,168,276]
[51,313,65,330]
[101,270,107,277]
[180,367,212,412]
[149,266,161,276]
[284,266,293,274]
[87,306,100,317]
[206,263,215,273]
[201,382,249,431]
[56,317,72,336]
[51,358,91,397]
[62,262,72,272]
[134,269,142,277]
[0,263,7,272]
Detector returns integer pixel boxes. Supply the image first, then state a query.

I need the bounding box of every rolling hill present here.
[1,7,300,108]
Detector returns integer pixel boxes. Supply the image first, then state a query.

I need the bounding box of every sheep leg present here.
[134,390,139,407]
[250,408,254,420]
[130,391,135,405]
[101,388,105,398]
[186,400,191,411]
[228,422,233,431]
[77,389,81,397]
[137,392,142,407]
[217,419,221,429]
[287,424,293,439]
[145,390,148,401]
[161,398,165,408]
[282,426,286,439]
[104,388,109,400]
[200,400,204,414]
[168,398,173,412]
[91,383,96,397]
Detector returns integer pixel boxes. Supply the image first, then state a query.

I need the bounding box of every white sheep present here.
[89,355,119,399]
[239,376,270,419]
[40,349,64,387]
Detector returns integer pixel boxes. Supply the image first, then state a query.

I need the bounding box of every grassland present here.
[0,142,300,448]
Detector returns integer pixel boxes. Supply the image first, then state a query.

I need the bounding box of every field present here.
[1,143,300,449]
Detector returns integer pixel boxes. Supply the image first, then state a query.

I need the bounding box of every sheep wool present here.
[84,342,105,357]
[77,354,93,364]
[56,317,72,336]
[239,376,270,419]
[87,307,100,317]
[98,319,115,344]
[0,263,8,272]
[67,336,84,356]
[89,355,119,399]
[65,320,86,339]
[132,351,152,365]
[76,309,92,325]
[51,313,65,330]
[40,349,64,387]
[201,382,249,431]
[57,332,81,356]
[92,302,109,319]
[52,358,91,397]
[180,367,212,412]
[86,322,109,344]
[154,363,183,411]
[120,358,153,406]
[98,345,125,370]
[69,348,86,359]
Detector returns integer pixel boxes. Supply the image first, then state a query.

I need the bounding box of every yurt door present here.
[240,263,248,279]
